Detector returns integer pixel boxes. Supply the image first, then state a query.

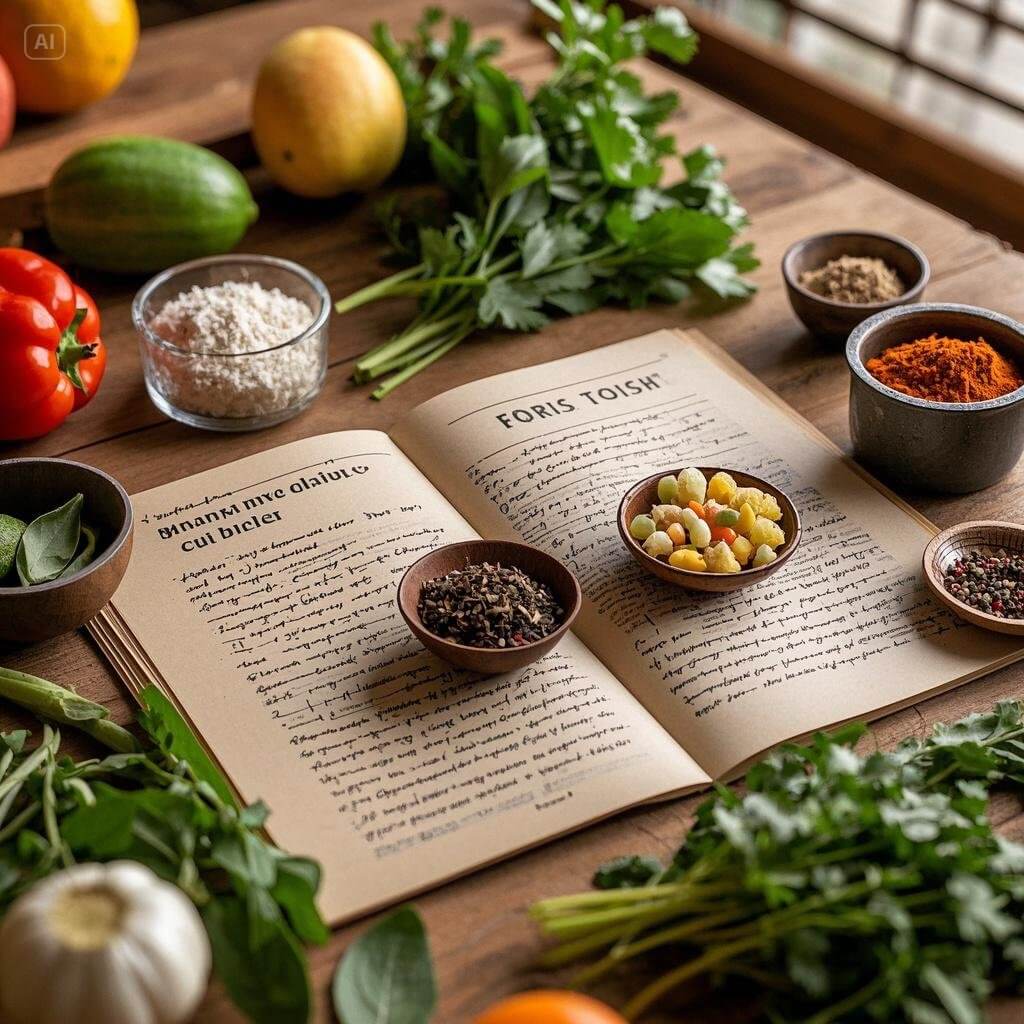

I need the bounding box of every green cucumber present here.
[45,135,259,273]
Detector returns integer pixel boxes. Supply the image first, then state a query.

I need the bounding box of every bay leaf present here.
[16,494,84,586]
[332,905,436,1024]
[58,522,98,579]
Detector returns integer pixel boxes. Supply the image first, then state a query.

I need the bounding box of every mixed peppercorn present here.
[941,549,1024,620]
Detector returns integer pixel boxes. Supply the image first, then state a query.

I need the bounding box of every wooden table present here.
[2,1,1024,1021]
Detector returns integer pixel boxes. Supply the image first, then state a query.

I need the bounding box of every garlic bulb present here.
[0,861,211,1024]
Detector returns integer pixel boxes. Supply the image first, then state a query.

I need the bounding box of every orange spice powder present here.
[866,334,1024,404]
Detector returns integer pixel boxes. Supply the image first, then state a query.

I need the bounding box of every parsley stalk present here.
[336,1,758,397]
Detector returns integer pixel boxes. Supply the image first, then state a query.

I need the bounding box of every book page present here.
[391,330,1024,779]
[102,430,705,923]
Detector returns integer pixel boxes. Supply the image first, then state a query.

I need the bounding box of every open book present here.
[91,329,1024,924]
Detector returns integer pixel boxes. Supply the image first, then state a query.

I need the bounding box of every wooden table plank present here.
[2,2,1024,1022]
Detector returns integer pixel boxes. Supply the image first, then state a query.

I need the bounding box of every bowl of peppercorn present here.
[923,521,1024,636]
[398,540,582,675]
[847,303,1024,493]
[782,230,929,343]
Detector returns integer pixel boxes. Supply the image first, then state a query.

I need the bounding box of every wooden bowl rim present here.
[922,519,1024,633]
[617,467,802,583]
[397,539,582,656]
[0,457,134,595]
[782,229,930,311]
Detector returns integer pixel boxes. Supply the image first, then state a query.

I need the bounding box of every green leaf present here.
[138,685,238,809]
[478,279,548,331]
[58,522,98,579]
[204,896,312,1024]
[332,905,437,1024]
[579,102,661,188]
[16,494,83,585]
[521,222,558,278]
[483,134,548,204]
[643,7,698,64]
[593,854,663,889]
[273,857,330,945]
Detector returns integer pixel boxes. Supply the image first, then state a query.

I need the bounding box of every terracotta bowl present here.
[0,458,134,646]
[782,230,929,343]
[618,468,801,593]
[397,540,581,675]
[923,520,1024,637]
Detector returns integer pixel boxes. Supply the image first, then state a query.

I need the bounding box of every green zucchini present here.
[45,136,259,273]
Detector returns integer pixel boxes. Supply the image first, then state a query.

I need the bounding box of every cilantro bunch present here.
[336,0,757,398]
[0,667,326,1024]
[532,704,1024,1023]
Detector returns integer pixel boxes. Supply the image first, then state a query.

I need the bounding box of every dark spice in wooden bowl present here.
[417,561,564,648]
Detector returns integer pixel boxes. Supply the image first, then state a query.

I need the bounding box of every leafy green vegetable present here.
[0,666,326,1024]
[333,905,437,1024]
[532,702,1024,1023]
[337,0,756,398]
[16,494,83,585]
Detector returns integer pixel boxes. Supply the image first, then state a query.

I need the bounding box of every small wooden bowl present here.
[923,520,1024,636]
[618,468,801,593]
[0,458,134,646]
[782,230,929,343]
[397,540,581,675]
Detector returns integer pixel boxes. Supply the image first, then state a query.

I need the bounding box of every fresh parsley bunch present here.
[336,0,757,398]
[532,704,1024,1023]
[0,667,327,1024]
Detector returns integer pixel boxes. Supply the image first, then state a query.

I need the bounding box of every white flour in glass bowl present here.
[148,280,319,419]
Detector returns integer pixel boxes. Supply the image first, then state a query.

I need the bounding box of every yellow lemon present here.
[252,26,407,199]
[0,0,138,114]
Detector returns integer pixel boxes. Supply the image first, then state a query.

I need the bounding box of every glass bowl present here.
[132,254,331,432]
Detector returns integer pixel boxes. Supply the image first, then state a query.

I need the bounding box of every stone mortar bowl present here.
[846,303,1024,493]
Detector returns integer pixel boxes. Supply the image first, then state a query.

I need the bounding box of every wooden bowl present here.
[782,230,929,343]
[0,458,134,646]
[397,540,581,675]
[923,520,1024,636]
[618,468,801,593]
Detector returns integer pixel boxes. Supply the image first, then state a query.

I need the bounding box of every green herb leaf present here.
[593,854,663,889]
[479,278,548,331]
[16,494,83,586]
[58,522,98,579]
[332,905,437,1024]
[204,896,312,1024]
[138,684,238,808]
[641,7,698,63]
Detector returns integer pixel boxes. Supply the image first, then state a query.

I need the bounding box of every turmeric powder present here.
[866,334,1023,403]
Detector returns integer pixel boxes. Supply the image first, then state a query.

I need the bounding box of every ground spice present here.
[800,255,905,304]
[866,334,1024,403]
[418,561,564,648]
[942,549,1024,620]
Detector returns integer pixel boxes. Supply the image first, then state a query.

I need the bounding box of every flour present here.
[147,280,321,420]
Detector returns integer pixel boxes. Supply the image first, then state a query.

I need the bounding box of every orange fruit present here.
[0,0,138,114]
[472,990,629,1024]
[251,26,406,198]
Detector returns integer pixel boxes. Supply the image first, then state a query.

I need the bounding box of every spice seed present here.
[418,562,564,649]
[941,549,1024,620]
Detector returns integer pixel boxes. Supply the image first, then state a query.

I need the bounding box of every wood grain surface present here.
[1,2,1024,1021]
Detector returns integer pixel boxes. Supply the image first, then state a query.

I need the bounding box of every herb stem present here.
[0,667,138,753]
[334,263,425,314]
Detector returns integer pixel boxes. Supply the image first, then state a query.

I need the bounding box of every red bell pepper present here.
[0,249,107,439]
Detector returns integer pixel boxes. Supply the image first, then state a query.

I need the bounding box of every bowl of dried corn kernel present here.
[618,467,801,592]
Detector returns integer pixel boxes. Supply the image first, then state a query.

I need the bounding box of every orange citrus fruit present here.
[472,990,629,1024]
[0,0,138,114]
